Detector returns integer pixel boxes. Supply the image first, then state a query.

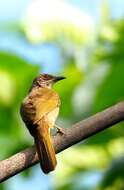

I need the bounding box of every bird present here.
[20,73,65,174]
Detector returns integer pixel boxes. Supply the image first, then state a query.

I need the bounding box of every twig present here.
[1,101,124,182]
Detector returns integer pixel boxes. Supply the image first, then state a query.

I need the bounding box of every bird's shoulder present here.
[30,87,60,104]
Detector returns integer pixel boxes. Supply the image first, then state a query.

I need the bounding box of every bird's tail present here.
[34,118,57,174]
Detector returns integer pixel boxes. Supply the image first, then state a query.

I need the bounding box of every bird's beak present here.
[53,76,66,82]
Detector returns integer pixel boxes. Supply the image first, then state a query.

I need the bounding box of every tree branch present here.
[1,101,124,182]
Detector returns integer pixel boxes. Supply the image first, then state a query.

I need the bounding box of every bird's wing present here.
[30,88,60,124]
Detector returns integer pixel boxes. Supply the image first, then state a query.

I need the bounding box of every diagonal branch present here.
[1,101,124,182]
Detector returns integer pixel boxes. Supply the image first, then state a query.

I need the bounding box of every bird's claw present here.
[55,125,64,135]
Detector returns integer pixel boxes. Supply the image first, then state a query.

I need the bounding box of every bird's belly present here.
[46,107,59,128]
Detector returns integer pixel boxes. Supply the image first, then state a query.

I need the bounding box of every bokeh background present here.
[0,0,124,189]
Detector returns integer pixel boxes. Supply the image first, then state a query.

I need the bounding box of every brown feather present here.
[34,118,57,173]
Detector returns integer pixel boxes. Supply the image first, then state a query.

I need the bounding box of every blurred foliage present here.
[22,0,94,45]
[0,51,39,160]
[100,156,124,189]
[0,51,39,189]
[93,19,124,112]
[0,0,124,190]
[54,6,124,190]
[54,58,83,119]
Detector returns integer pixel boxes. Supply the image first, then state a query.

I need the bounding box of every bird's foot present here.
[55,125,65,135]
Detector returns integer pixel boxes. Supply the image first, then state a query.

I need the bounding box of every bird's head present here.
[31,73,66,89]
